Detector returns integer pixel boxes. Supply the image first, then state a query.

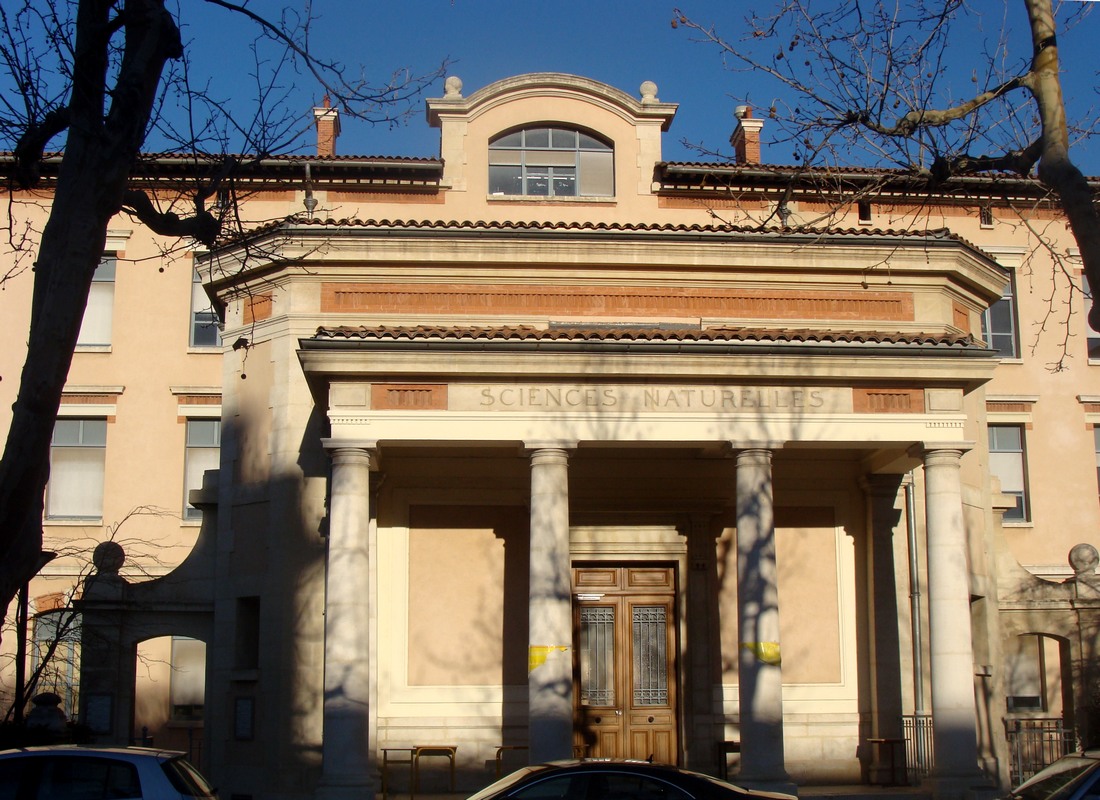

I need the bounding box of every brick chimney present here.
[730,105,764,165]
[314,95,341,158]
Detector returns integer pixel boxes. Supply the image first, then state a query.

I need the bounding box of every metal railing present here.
[1005,717,1075,785]
[902,713,934,782]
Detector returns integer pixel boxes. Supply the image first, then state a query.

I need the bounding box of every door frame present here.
[569,523,689,764]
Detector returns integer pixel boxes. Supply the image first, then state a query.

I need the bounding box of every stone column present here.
[527,445,574,763]
[685,513,719,772]
[862,474,907,779]
[922,446,982,795]
[317,445,375,800]
[734,448,791,790]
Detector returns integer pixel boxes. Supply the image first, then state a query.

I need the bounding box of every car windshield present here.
[1012,756,1100,800]
[466,766,546,800]
[162,756,218,798]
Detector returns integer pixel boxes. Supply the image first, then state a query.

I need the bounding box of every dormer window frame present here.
[488,125,614,198]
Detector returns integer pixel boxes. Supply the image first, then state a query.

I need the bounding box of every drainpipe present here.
[906,473,925,714]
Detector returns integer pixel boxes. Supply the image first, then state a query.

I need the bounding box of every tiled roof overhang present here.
[210,214,990,253]
[654,162,1098,203]
[303,324,991,358]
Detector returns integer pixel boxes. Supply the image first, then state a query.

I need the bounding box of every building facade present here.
[2,74,1099,800]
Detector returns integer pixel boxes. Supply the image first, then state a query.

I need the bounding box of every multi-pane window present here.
[170,636,206,721]
[489,127,613,197]
[1094,428,1100,502]
[989,424,1030,522]
[32,610,81,718]
[190,268,221,348]
[1083,276,1100,360]
[47,418,107,520]
[982,274,1020,358]
[183,419,220,520]
[76,257,115,346]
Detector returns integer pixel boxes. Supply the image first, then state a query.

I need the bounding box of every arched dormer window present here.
[489,126,613,197]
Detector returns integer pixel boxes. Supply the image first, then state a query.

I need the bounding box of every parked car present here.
[0,745,217,799]
[466,760,796,800]
[1007,750,1100,800]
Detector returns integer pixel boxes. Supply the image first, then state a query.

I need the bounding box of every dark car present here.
[1007,751,1100,800]
[466,760,796,800]
[0,745,218,800]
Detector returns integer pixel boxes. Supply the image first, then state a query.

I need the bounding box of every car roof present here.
[0,745,186,760]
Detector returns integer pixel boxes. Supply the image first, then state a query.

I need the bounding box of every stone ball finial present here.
[444,76,463,98]
[93,541,126,575]
[640,81,658,102]
[1069,543,1100,575]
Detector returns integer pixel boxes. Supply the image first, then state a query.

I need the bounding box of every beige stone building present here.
[2,73,1099,800]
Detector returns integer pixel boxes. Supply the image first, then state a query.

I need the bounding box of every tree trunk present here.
[1024,0,1100,330]
[0,0,181,646]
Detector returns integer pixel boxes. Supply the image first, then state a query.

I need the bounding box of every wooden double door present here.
[573,565,679,764]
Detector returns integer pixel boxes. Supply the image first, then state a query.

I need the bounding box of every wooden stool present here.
[381,747,415,800]
[414,745,458,793]
[495,745,528,777]
[716,740,740,780]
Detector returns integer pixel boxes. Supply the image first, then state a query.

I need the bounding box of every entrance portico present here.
[307,345,990,792]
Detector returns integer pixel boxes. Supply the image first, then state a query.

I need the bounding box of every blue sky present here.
[175,0,1099,173]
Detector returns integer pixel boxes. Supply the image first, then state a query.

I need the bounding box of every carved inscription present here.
[447,385,850,413]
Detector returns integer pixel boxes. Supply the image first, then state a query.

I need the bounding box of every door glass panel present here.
[633,605,668,706]
[580,606,615,706]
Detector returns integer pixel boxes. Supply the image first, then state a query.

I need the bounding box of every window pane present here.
[491,131,523,148]
[524,150,576,167]
[48,448,105,518]
[550,128,577,148]
[982,280,1018,358]
[580,606,615,706]
[579,150,614,196]
[171,637,206,721]
[551,168,576,197]
[191,271,221,348]
[524,128,549,148]
[579,133,611,151]
[77,281,114,345]
[633,605,669,706]
[525,170,550,196]
[489,165,522,195]
[184,420,220,519]
[1084,276,1100,360]
[990,424,1028,521]
[488,150,523,166]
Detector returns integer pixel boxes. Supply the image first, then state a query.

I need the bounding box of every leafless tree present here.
[0,0,446,648]
[672,0,1099,324]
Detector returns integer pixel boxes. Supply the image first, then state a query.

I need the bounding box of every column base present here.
[315,775,375,800]
[928,773,997,800]
[730,776,799,797]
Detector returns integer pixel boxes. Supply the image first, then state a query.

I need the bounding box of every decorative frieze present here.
[320,282,914,321]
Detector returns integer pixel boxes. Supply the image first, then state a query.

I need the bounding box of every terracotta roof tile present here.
[310,324,983,349]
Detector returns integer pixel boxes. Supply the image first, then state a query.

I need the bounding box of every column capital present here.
[859,473,906,497]
[321,437,378,453]
[909,441,974,461]
[524,440,577,452]
[729,440,784,452]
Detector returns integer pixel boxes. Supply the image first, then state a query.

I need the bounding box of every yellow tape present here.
[528,645,570,673]
[740,641,782,665]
